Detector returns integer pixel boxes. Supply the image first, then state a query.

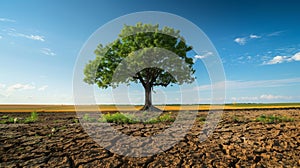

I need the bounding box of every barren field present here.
[1,109,300,167]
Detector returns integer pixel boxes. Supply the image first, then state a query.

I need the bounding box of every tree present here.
[84,23,195,111]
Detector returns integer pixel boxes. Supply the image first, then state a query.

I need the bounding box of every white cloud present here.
[41,48,56,56]
[7,83,35,92]
[38,85,48,91]
[231,94,292,101]
[260,94,291,100]
[231,96,258,101]
[249,34,261,39]
[28,35,44,41]
[267,31,284,37]
[234,33,262,45]
[291,52,300,61]
[0,18,16,22]
[0,35,2,39]
[2,83,49,92]
[6,29,45,42]
[195,77,300,91]
[265,55,287,64]
[234,37,246,45]
[234,55,253,64]
[15,33,45,42]
[264,52,300,65]
[194,51,213,60]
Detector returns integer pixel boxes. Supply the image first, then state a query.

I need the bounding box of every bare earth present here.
[0,109,300,168]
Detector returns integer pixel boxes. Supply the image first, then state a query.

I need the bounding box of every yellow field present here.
[0,103,299,112]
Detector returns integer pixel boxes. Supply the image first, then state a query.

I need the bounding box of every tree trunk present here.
[141,85,161,112]
[145,84,152,107]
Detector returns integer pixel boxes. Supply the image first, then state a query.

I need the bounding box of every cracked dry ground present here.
[1,109,300,168]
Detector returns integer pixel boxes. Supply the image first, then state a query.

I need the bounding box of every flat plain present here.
[0,104,300,167]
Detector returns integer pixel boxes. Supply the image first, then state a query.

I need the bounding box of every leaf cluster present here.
[84,23,195,89]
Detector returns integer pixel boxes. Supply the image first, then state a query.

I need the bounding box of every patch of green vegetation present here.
[144,113,175,124]
[24,112,38,123]
[1,115,9,119]
[232,116,238,122]
[231,115,244,123]
[73,118,79,123]
[143,118,160,124]
[255,114,294,124]
[0,117,12,124]
[158,113,175,122]
[99,112,138,124]
[198,116,206,122]
[0,116,17,124]
[98,112,175,124]
[82,114,97,122]
[8,117,15,123]
[0,112,40,124]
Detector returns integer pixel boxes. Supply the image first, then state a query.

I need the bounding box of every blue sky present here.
[0,0,299,104]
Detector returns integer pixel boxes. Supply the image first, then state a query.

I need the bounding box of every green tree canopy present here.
[84,23,195,111]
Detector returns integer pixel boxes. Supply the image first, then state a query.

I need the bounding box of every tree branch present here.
[150,68,162,85]
[137,72,146,88]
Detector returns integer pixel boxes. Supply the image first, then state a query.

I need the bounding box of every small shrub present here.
[73,118,79,123]
[98,112,175,124]
[99,113,138,124]
[281,116,295,122]
[31,112,38,120]
[82,114,97,122]
[144,118,160,124]
[8,117,15,123]
[255,114,294,124]
[25,112,38,123]
[2,115,9,119]
[198,116,206,122]
[0,117,16,124]
[83,114,90,121]
[159,113,175,122]
[232,115,245,123]
[0,115,12,124]
[144,113,175,124]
